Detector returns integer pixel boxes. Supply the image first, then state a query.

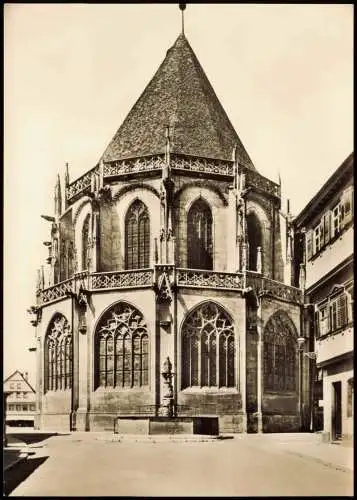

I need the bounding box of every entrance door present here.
[331,381,342,440]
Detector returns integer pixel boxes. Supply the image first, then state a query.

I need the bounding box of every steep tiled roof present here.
[101,33,255,169]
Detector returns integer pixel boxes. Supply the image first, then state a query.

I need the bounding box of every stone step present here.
[95,433,226,443]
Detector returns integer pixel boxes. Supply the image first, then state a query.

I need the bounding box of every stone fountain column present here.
[160,357,174,417]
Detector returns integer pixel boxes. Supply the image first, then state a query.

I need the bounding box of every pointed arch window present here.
[95,302,149,389]
[263,311,297,392]
[182,302,235,389]
[82,215,90,271]
[187,199,213,270]
[125,200,150,269]
[67,241,75,278]
[246,212,262,272]
[44,314,72,392]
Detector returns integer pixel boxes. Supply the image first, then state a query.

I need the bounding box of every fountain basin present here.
[114,416,219,436]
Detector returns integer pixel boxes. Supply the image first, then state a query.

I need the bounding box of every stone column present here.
[35,335,43,430]
[91,211,99,273]
[227,186,237,272]
[240,298,247,433]
[71,296,80,431]
[256,246,262,274]
[256,298,263,433]
[76,297,89,431]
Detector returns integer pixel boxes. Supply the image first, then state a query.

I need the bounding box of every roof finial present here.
[179,4,186,35]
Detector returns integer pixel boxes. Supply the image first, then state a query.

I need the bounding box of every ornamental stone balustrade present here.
[36,268,302,306]
[176,268,244,291]
[65,154,280,204]
[246,271,303,304]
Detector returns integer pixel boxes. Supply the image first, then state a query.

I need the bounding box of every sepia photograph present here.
[3,3,353,496]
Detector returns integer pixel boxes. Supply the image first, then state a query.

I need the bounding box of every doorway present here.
[331,381,342,440]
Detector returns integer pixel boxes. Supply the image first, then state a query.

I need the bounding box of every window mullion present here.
[226,337,228,387]
[131,336,134,388]
[217,334,220,388]
[207,333,210,387]
[198,332,202,387]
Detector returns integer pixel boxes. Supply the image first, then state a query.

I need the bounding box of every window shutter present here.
[324,211,331,244]
[337,294,348,328]
[341,187,353,228]
[306,230,313,260]
[314,310,320,338]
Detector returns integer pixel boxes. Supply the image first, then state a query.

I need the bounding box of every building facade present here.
[293,152,354,442]
[29,29,310,434]
[4,371,36,427]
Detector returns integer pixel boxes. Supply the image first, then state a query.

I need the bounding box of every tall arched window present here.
[182,302,235,389]
[125,200,150,269]
[82,215,90,271]
[187,199,213,270]
[246,212,262,272]
[95,302,149,389]
[60,241,67,280]
[44,314,72,392]
[263,311,297,392]
[67,241,75,277]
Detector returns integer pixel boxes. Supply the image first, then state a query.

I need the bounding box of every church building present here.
[29,10,310,434]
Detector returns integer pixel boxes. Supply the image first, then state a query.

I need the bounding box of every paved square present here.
[7,432,353,497]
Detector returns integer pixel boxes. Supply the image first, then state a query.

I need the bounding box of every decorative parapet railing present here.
[176,269,244,291]
[37,270,154,305]
[66,153,280,204]
[66,165,98,202]
[103,154,165,178]
[171,154,233,176]
[36,269,301,306]
[246,271,303,304]
[37,277,74,305]
[90,269,153,290]
[243,167,280,199]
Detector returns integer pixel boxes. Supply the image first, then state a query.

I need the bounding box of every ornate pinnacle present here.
[54,174,62,218]
[65,162,70,186]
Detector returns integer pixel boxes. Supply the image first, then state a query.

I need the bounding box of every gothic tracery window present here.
[247,212,262,272]
[182,302,235,389]
[125,200,150,269]
[82,215,90,271]
[95,302,149,389]
[263,311,297,392]
[67,241,75,278]
[187,199,213,270]
[45,314,72,392]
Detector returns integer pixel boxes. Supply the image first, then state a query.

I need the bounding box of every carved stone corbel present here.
[27,305,42,327]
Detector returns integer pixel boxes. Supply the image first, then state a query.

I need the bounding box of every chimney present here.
[24,372,28,381]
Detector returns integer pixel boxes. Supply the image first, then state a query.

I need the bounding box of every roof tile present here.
[101,33,255,169]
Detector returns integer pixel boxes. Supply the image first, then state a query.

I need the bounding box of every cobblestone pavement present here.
[7,432,354,497]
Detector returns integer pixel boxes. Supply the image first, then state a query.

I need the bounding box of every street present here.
[4,431,353,497]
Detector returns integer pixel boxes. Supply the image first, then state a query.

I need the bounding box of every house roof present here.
[101,33,255,169]
[4,370,36,393]
[293,152,354,229]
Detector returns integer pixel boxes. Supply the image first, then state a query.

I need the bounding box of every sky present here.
[4,4,353,385]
